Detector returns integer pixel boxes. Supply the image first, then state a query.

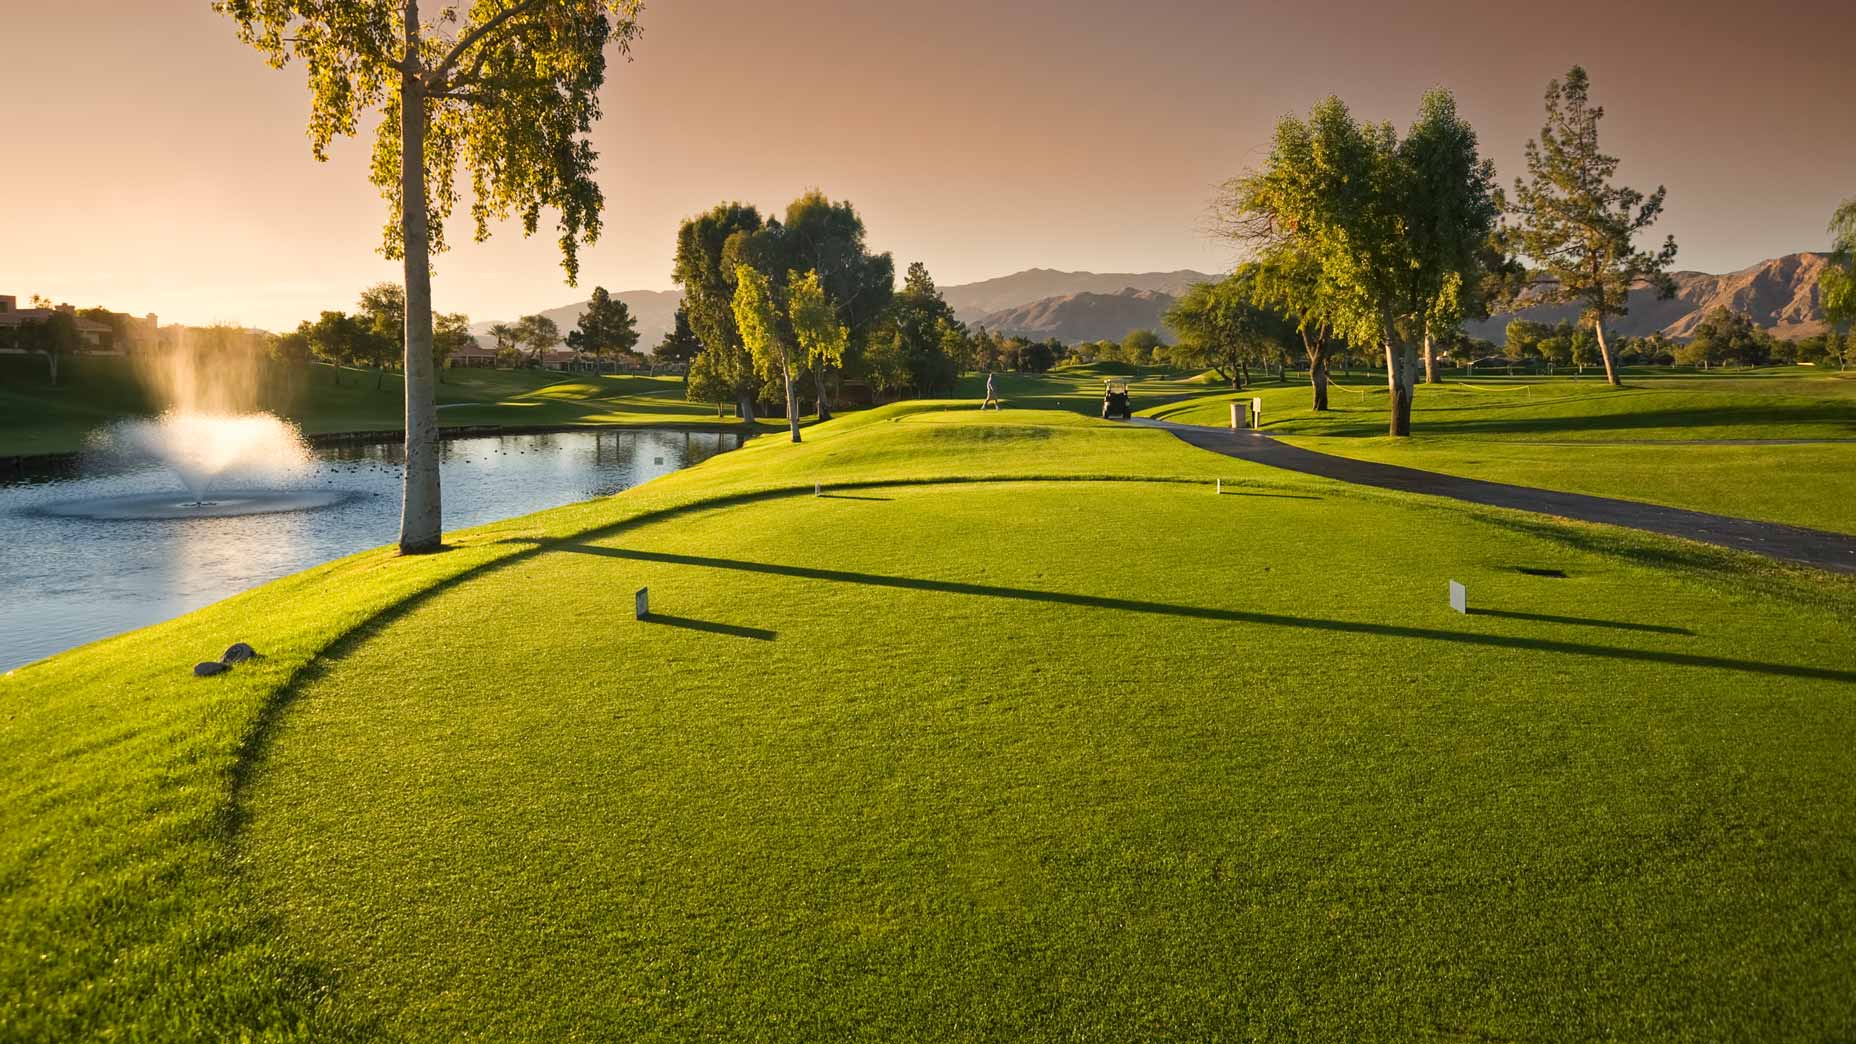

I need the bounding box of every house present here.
[447,340,500,368]
[0,295,116,352]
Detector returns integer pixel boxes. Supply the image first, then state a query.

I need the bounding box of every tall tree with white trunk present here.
[216,0,643,552]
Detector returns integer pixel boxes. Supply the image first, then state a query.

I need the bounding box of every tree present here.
[303,310,377,384]
[1250,249,1345,409]
[513,314,561,366]
[731,264,802,443]
[432,311,474,382]
[357,282,406,355]
[654,306,703,366]
[778,191,894,419]
[1121,328,1163,365]
[566,286,639,361]
[1165,271,1292,390]
[674,203,765,419]
[875,262,963,394]
[12,312,80,383]
[1678,308,1772,368]
[488,322,520,367]
[1503,319,1551,363]
[788,270,849,404]
[1820,197,1856,371]
[1509,66,1678,388]
[217,0,645,553]
[271,327,313,365]
[1220,90,1498,433]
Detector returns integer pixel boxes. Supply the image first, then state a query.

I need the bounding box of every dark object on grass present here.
[194,661,230,677]
[222,642,257,663]
[1102,378,1132,420]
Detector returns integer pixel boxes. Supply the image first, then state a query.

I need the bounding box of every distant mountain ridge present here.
[1467,252,1833,344]
[472,255,1833,353]
[973,287,1181,343]
[941,268,1215,324]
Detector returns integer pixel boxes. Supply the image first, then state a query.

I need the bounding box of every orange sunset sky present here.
[2,0,1852,332]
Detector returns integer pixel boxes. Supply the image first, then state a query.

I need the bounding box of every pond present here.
[1,428,741,672]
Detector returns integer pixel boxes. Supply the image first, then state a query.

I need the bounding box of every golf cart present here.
[1101,378,1132,420]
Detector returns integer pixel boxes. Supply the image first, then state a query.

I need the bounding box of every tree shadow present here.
[1468,608,1694,635]
[1219,490,1323,500]
[818,493,892,502]
[531,542,1853,684]
[642,614,776,641]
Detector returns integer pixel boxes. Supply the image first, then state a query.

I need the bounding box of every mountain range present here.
[475,254,1834,352]
[1464,252,1834,343]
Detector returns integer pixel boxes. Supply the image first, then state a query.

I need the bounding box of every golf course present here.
[5,384,1855,1041]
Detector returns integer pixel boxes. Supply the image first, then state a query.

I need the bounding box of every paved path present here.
[1135,420,1856,575]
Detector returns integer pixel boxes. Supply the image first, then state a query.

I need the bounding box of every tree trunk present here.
[1593,316,1621,387]
[1307,339,1330,412]
[783,363,802,443]
[397,6,443,554]
[1384,336,1413,436]
[1277,352,1287,383]
[1422,328,1442,384]
[812,366,832,421]
[1239,358,1250,388]
[46,351,59,385]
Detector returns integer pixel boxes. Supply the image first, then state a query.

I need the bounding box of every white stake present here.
[1448,580,1466,615]
[1216,478,1222,494]
[635,587,650,620]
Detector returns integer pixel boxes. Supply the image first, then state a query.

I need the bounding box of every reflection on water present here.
[0,429,739,672]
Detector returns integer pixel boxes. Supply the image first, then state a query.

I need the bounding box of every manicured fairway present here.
[4,405,1853,1041]
[1141,370,1856,531]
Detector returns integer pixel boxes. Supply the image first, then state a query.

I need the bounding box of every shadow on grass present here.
[539,542,1852,684]
[643,614,775,641]
[1219,490,1323,500]
[818,493,892,502]
[1469,607,1694,635]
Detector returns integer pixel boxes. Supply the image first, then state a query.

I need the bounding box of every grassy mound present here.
[5,403,1854,1040]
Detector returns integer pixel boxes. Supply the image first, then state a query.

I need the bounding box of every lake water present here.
[0,429,740,672]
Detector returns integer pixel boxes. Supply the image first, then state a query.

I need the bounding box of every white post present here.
[1448,580,1466,615]
[1252,397,1263,429]
[635,587,650,620]
[1230,401,1240,430]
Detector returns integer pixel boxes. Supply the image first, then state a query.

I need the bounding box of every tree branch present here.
[426,0,545,89]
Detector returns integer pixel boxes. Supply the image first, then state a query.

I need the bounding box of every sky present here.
[2,0,1852,331]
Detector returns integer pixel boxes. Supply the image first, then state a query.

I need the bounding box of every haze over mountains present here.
[477,255,1833,352]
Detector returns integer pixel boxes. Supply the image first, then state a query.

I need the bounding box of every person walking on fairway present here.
[983,371,1000,410]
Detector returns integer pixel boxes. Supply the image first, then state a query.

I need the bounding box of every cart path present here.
[1134,420,1856,575]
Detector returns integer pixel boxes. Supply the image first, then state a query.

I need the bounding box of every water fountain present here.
[39,333,352,520]
[43,411,349,519]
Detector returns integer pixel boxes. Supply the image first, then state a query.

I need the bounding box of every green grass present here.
[1135,369,1856,532]
[5,403,1856,1041]
[0,355,766,457]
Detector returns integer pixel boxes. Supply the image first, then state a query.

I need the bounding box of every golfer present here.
[983,372,1000,410]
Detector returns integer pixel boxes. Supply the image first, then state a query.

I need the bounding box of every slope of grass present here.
[1144,371,1856,442]
[1273,436,1856,535]
[1134,371,1856,532]
[0,355,762,457]
[5,403,1855,1041]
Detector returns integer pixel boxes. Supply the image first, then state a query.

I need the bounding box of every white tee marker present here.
[635,587,650,620]
[1448,580,1467,615]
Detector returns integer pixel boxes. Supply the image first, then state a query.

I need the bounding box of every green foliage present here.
[1220,89,1500,431]
[1165,269,1295,388]
[1509,67,1678,381]
[513,313,561,363]
[654,305,703,365]
[788,269,849,375]
[1677,308,1775,368]
[357,281,406,349]
[873,261,964,392]
[674,203,765,411]
[1819,198,1856,370]
[215,0,642,283]
[432,310,473,370]
[566,286,640,359]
